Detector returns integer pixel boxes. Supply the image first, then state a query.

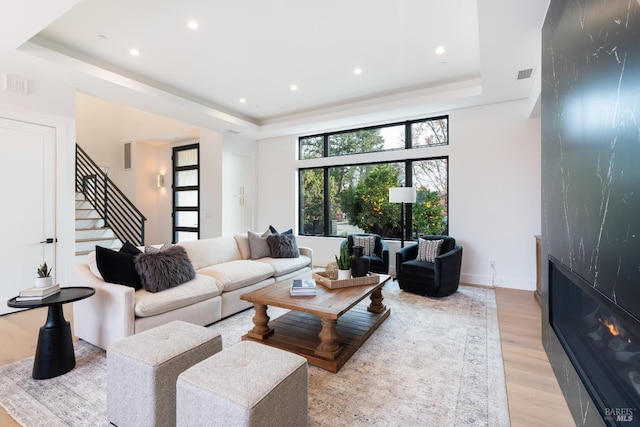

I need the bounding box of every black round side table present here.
[7,286,95,380]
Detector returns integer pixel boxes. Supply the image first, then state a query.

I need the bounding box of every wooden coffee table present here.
[240,274,391,372]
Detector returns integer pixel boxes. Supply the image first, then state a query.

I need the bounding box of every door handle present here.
[40,238,58,244]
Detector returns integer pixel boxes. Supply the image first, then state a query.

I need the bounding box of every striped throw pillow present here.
[353,235,376,256]
[417,238,443,262]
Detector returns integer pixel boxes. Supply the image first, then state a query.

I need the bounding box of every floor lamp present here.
[389,187,416,247]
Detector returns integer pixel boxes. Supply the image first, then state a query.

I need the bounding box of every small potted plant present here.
[36,262,53,288]
[335,244,351,280]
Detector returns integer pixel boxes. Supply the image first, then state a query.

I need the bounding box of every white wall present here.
[257,99,541,290]
[0,80,76,287]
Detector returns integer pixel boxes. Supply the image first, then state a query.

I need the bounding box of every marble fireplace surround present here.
[541,0,640,426]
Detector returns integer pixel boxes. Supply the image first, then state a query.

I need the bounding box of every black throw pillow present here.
[95,245,142,289]
[120,241,142,255]
[266,233,300,258]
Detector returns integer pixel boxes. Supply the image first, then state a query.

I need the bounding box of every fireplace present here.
[550,258,640,424]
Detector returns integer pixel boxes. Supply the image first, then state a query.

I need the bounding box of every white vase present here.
[337,269,351,280]
[35,277,53,288]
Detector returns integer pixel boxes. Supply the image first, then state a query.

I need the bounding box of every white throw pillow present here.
[417,238,444,262]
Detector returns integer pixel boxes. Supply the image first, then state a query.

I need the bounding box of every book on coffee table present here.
[290,279,317,296]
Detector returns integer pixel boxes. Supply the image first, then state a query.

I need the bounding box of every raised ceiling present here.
[9,0,550,138]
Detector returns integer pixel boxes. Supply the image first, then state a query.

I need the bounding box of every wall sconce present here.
[157,174,165,188]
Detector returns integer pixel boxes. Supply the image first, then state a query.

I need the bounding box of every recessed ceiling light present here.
[239,98,246,104]
[129,48,140,57]
[435,46,446,55]
[187,20,199,30]
[353,68,362,76]
[290,84,298,92]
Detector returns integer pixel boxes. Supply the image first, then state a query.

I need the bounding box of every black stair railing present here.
[75,144,146,246]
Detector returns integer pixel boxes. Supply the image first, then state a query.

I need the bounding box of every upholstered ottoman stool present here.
[107,320,222,427]
[176,341,308,427]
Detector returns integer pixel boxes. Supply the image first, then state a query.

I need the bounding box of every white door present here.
[0,117,56,314]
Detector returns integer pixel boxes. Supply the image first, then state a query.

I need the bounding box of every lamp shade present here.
[388,187,416,203]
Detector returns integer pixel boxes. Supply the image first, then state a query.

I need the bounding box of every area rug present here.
[0,281,509,426]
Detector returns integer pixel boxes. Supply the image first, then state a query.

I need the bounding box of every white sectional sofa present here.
[73,234,313,350]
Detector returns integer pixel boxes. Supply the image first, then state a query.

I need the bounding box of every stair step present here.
[76,226,110,231]
[76,237,119,243]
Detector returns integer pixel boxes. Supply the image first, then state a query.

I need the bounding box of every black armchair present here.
[340,233,390,274]
[396,235,463,297]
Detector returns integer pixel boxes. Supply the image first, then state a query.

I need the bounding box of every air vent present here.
[517,68,533,80]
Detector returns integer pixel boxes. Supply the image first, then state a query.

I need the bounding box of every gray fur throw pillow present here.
[267,233,300,258]
[134,245,196,293]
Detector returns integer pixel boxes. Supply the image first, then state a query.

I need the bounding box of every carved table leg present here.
[368,288,386,313]
[315,318,340,359]
[247,303,274,340]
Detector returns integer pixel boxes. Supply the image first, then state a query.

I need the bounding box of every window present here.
[172,144,199,243]
[298,116,449,240]
[299,116,447,160]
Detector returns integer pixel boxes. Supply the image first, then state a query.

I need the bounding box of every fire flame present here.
[599,318,621,337]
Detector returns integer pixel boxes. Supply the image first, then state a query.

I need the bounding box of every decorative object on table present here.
[350,245,370,278]
[35,262,53,288]
[324,262,338,280]
[335,243,351,279]
[290,278,318,296]
[312,271,379,289]
[17,283,60,301]
[341,233,390,274]
[388,186,416,248]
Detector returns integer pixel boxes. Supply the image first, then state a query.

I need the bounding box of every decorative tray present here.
[312,271,379,289]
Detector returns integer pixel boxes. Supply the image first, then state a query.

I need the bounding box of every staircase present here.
[75,192,122,263]
[75,144,146,262]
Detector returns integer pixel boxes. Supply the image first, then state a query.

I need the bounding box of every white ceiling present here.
[3,0,550,139]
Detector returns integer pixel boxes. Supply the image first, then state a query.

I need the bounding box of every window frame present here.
[298,115,449,160]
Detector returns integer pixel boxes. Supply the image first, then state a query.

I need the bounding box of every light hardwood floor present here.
[0,287,574,426]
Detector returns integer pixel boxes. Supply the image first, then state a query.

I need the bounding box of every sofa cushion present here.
[134,245,196,293]
[197,260,274,292]
[267,233,300,258]
[178,237,241,270]
[134,274,223,317]
[257,255,311,277]
[95,245,142,289]
[234,234,251,260]
[248,229,272,259]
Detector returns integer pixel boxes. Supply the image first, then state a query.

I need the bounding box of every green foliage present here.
[37,262,52,278]
[338,164,446,237]
[300,169,324,231]
[339,164,401,236]
[335,243,351,269]
[412,189,447,235]
[329,130,384,156]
